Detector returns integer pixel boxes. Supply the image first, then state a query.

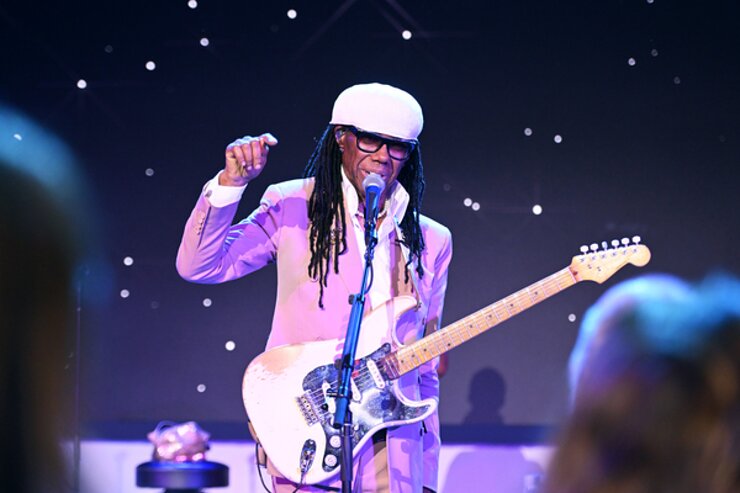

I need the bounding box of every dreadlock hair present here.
[303,125,427,308]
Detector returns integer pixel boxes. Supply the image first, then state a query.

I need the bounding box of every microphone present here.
[362,173,385,226]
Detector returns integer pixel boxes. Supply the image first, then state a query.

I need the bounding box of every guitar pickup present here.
[323,380,361,403]
[366,359,386,389]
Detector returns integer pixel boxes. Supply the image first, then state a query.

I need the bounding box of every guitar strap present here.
[393,218,422,311]
[394,218,445,344]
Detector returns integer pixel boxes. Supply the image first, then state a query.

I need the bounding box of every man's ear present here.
[334,126,346,151]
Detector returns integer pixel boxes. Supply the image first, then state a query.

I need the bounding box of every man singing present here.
[177,83,452,492]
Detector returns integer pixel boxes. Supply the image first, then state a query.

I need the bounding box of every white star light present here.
[532,204,543,215]
[203,298,212,307]
[287,9,297,19]
[145,61,156,71]
[123,256,134,266]
[77,79,87,89]
[402,30,412,40]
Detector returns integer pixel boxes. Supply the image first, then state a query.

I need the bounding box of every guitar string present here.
[304,370,375,400]
[393,270,573,371]
[304,271,576,403]
[304,366,379,405]
[301,256,635,411]
[305,275,559,402]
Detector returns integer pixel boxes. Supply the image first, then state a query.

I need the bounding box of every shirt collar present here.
[340,167,410,224]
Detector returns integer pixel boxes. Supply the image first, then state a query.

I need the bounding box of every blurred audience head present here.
[546,273,740,493]
[568,273,692,406]
[1,104,93,492]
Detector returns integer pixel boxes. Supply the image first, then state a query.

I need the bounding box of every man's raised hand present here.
[221,133,278,186]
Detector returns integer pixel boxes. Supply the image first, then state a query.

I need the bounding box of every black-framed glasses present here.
[348,127,417,160]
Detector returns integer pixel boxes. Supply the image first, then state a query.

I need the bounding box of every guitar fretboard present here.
[381,266,577,378]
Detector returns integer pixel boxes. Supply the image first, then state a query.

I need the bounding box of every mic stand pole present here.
[334,213,379,493]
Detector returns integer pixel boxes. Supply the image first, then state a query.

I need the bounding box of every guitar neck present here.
[382,266,579,378]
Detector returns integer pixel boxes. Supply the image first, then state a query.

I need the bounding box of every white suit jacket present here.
[177,177,452,492]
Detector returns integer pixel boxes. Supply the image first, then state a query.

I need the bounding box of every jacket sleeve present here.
[176,183,285,283]
[419,227,452,492]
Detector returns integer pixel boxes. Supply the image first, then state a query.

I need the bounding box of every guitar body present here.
[242,296,436,485]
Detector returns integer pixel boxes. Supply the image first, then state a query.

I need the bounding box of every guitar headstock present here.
[570,236,651,284]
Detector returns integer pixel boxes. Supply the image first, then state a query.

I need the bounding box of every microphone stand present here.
[334,203,380,493]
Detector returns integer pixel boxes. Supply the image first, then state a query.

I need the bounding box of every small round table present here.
[136,460,229,492]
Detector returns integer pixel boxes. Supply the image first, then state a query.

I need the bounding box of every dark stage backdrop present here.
[2,0,738,438]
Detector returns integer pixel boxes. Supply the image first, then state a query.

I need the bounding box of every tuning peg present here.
[621,237,629,246]
[580,245,589,254]
[611,239,620,248]
[632,235,641,245]
[590,243,598,252]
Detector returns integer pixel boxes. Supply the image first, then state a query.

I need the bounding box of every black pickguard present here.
[301,343,431,473]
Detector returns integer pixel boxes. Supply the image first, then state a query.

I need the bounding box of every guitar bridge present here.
[296,394,320,425]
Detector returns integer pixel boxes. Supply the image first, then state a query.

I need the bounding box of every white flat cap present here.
[330,83,423,141]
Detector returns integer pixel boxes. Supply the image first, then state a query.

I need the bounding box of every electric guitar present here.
[242,240,651,485]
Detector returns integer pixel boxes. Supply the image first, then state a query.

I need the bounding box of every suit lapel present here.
[335,209,364,296]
